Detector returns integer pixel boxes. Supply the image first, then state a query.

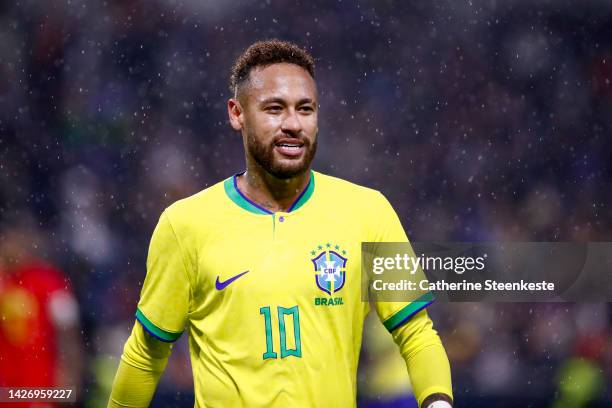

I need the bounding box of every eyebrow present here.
[259,97,315,106]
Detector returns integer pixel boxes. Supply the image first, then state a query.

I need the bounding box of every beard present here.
[245,128,317,179]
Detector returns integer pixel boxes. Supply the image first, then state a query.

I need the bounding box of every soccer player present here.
[108,40,453,408]
[0,216,83,404]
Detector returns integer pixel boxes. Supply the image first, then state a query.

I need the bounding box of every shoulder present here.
[312,171,401,237]
[314,171,389,208]
[162,178,227,223]
[7,261,72,303]
[151,178,232,245]
[147,178,233,261]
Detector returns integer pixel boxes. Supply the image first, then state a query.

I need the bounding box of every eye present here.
[299,105,314,113]
[265,105,282,113]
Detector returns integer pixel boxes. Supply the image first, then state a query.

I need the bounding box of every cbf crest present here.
[310,243,348,296]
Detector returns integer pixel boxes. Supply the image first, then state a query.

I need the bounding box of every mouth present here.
[274,138,305,158]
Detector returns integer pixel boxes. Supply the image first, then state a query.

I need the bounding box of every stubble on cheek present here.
[245,126,317,179]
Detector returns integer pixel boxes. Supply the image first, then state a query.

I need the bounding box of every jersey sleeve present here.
[108,323,172,407]
[391,310,453,406]
[370,192,434,332]
[136,211,191,342]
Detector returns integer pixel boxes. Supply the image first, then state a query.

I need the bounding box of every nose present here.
[281,109,301,135]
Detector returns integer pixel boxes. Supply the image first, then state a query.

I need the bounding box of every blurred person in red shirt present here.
[0,213,83,401]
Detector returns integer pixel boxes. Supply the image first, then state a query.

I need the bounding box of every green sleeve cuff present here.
[135,308,183,342]
[383,292,435,331]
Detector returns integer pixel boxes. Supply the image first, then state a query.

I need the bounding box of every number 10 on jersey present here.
[259,305,302,359]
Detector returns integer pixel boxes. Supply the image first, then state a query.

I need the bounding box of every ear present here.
[228,98,244,131]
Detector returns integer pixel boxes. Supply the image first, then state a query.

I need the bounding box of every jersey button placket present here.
[274,213,289,241]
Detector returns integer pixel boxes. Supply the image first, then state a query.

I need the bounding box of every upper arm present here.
[369,191,434,332]
[136,211,192,343]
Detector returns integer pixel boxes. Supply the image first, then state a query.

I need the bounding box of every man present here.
[108,39,453,408]
[0,214,83,406]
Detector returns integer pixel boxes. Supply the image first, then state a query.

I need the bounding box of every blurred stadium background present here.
[1,0,611,406]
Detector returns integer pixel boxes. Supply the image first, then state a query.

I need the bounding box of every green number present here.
[260,305,302,360]
[259,306,277,359]
[278,306,302,358]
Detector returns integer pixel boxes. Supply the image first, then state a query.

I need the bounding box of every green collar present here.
[224,171,315,215]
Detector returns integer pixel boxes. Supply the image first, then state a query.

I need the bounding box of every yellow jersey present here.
[136,170,434,407]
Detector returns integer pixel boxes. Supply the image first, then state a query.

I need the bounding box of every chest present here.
[193,212,366,307]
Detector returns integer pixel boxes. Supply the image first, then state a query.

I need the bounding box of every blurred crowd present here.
[0,0,611,406]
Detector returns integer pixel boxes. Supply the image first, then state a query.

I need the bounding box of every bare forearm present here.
[55,324,84,394]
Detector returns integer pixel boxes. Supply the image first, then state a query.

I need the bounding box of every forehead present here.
[243,63,317,103]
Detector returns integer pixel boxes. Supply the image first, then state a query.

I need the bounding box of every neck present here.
[237,162,311,213]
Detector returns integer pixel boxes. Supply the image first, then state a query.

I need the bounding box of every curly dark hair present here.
[229,39,315,95]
